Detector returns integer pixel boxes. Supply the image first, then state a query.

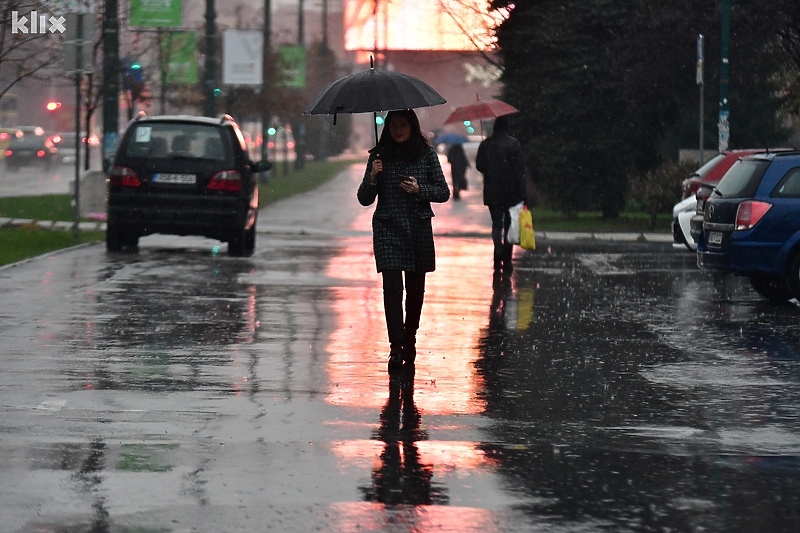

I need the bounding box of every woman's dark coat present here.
[357,146,450,273]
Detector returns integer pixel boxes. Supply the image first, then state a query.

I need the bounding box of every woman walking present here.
[357,109,451,373]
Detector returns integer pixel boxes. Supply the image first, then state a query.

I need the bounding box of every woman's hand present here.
[369,159,383,184]
[400,176,419,195]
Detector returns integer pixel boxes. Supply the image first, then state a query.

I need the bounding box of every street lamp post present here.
[204,0,217,117]
[718,0,730,152]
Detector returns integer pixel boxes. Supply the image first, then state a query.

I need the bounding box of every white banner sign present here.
[223,29,263,86]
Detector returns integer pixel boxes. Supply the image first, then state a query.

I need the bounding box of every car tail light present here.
[735,200,771,230]
[108,165,141,187]
[208,170,242,192]
[36,150,46,158]
[4,150,11,157]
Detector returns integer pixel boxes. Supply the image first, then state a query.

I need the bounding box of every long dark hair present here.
[372,109,431,163]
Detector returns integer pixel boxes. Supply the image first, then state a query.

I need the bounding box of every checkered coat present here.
[357,146,450,273]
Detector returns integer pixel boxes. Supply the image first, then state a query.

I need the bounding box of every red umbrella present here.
[443,98,519,125]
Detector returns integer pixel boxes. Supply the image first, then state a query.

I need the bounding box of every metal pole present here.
[261,0,272,162]
[718,0,730,152]
[697,34,704,165]
[102,0,119,162]
[204,0,217,117]
[73,13,84,240]
[298,0,304,46]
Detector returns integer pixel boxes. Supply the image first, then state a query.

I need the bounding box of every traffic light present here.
[46,101,62,111]
[129,61,143,82]
[212,87,222,97]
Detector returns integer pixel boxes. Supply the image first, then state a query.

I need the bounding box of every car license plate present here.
[708,231,723,245]
[154,173,196,184]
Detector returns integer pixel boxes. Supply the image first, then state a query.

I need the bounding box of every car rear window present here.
[714,159,770,198]
[10,136,46,148]
[695,153,726,178]
[123,123,229,161]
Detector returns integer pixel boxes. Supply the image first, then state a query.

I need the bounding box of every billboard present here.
[130,0,182,28]
[223,30,263,86]
[344,0,502,51]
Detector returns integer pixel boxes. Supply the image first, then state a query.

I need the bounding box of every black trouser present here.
[488,205,513,267]
[381,270,426,349]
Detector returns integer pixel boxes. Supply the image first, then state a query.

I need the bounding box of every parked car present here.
[4,131,58,170]
[105,114,272,256]
[688,148,792,247]
[697,151,800,302]
[673,149,786,251]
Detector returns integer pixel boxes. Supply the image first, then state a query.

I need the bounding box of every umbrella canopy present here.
[305,68,446,117]
[443,99,519,125]
[434,132,469,145]
[304,58,446,142]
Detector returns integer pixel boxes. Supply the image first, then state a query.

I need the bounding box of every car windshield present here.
[695,153,726,178]
[715,159,770,198]
[124,122,228,161]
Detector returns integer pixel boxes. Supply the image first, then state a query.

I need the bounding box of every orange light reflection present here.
[324,236,492,415]
[327,501,504,533]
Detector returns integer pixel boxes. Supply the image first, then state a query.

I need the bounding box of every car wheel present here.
[787,252,800,301]
[244,222,256,255]
[106,222,124,252]
[749,274,792,303]
[228,228,247,257]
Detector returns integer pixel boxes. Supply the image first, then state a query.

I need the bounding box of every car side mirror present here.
[102,155,114,174]
[254,160,272,173]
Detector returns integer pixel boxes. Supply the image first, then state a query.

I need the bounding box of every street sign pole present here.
[718,0,730,152]
[697,34,704,165]
[65,11,96,239]
[73,16,83,239]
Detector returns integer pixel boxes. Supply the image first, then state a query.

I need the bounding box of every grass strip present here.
[0,225,103,267]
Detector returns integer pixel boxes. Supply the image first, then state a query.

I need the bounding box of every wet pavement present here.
[2,162,800,532]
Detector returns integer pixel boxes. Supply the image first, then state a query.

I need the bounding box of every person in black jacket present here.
[358,109,451,373]
[475,115,527,273]
[446,143,470,200]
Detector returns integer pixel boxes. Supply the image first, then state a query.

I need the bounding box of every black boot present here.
[388,345,403,373]
[402,333,416,364]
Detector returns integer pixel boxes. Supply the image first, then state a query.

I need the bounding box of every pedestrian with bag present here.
[446,142,470,200]
[475,115,527,274]
[357,109,451,373]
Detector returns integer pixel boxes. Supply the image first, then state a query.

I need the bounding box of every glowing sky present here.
[344,0,504,51]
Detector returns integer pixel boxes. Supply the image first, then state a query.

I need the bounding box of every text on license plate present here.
[708,231,723,245]
[154,173,196,184]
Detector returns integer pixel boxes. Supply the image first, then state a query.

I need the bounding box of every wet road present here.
[1,163,800,532]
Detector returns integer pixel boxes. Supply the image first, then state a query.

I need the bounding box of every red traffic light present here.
[46,101,62,111]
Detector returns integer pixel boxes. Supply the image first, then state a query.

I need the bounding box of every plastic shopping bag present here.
[507,202,524,245]
[519,205,536,250]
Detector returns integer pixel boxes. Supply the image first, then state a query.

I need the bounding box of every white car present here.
[672,195,698,251]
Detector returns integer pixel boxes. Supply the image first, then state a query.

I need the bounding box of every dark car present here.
[687,148,792,246]
[697,151,800,302]
[673,150,763,250]
[106,114,272,256]
[4,132,58,170]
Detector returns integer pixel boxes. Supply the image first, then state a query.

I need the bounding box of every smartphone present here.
[400,175,412,184]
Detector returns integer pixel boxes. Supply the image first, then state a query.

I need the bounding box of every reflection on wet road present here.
[1,165,800,531]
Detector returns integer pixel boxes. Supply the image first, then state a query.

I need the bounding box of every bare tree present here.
[0,0,66,102]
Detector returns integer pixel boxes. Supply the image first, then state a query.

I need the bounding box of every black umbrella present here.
[304,57,446,142]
